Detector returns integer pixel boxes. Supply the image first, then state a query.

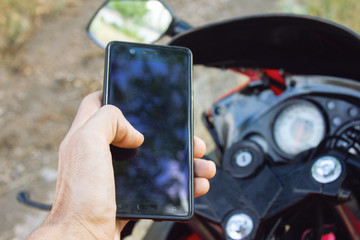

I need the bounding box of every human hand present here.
[27,91,216,240]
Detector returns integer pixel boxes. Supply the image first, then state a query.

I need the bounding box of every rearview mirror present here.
[87,0,174,48]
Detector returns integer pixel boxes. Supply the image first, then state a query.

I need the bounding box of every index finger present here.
[194,136,206,158]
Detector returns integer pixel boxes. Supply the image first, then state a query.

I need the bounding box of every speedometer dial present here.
[273,101,325,156]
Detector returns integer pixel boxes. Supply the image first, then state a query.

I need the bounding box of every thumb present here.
[83,105,144,149]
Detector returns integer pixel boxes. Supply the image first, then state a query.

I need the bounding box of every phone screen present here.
[104,42,193,220]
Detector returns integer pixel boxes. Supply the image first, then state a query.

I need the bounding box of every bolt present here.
[338,188,351,201]
[214,105,226,115]
[326,101,336,110]
[234,150,253,167]
[226,213,253,240]
[348,107,358,117]
[290,79,296,87]
[311,156,342,184]
[332,117,342,126]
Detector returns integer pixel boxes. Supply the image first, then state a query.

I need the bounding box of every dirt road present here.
[0,0,279,239]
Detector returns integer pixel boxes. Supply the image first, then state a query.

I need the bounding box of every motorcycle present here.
[19,0,360,239]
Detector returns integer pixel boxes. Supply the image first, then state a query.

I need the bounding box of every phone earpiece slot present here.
[143,51,157,55]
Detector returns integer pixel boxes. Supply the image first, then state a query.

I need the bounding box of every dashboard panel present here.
[210,75,360,164]
[243,95,360,162]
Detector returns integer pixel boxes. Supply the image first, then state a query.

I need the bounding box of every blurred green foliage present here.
[106,1,150,41]
[108,1,148,18]
[0,0,60,56]
[280,0,360,33]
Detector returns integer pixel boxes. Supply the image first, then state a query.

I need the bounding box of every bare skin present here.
[27,91,216,240]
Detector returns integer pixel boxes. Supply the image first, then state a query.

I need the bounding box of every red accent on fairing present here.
[321,233,336,240]
[264,69,286,96]
[186,233,203,240]
[230,67,262,82]
[343,204,360,236]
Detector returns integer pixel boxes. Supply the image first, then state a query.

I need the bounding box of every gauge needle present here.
[294,123,305,153]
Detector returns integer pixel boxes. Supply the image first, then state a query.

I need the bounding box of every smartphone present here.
[103,41,193,221]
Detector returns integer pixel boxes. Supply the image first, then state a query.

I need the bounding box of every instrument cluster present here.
[243,95,360,162]
[273,100,325,156]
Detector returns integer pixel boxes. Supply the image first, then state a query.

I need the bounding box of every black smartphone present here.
[103,41,193,221]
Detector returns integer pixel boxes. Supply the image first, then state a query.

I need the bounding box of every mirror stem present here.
[166,18,192,36]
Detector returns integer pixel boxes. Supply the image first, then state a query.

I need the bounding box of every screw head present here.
[214,105,226,115]
[234,150,253,167]
[225,213,253,240]
[311,156,342,184]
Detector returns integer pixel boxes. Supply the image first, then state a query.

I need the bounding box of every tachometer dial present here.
[273,101,325,156]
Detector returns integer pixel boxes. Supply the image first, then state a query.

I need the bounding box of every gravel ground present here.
[0,0,279,239]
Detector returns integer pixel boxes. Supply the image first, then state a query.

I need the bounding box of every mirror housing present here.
[87,0,175,48]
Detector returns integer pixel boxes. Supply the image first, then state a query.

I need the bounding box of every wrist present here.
[26,216,97,240]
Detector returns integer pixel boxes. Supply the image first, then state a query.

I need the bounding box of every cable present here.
[17,191,52,211]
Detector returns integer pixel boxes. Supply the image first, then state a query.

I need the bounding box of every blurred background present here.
[0,0,359,239]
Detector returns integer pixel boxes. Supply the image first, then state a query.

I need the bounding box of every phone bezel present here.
[103,41,194,221]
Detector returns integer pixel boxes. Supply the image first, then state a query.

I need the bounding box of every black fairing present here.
[168,14,360,239]
[169,14,360,80]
